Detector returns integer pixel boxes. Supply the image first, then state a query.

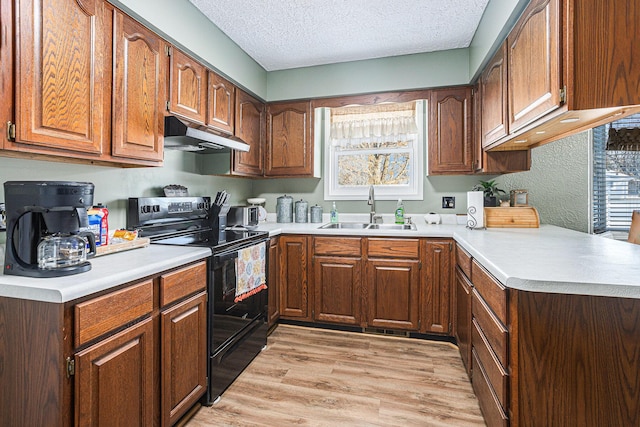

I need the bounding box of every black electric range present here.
[127,196,270,404]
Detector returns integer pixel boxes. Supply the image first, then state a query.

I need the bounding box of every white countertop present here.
[3,214,639,303]
[0,245,211,303]
[258,215,640,299]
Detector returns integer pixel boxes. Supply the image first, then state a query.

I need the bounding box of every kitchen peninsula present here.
[260,219,640,427]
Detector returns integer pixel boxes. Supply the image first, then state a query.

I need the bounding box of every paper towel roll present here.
[467,191,485,229]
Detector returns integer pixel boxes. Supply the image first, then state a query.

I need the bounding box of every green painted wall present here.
[0,152,253,244]
[266,49,470,101]
[495,132,592,232]
[468,0,529,80]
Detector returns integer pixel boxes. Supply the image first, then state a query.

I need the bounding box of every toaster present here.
[227,206,259,228]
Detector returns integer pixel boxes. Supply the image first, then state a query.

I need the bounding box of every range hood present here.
[163,116,250,153]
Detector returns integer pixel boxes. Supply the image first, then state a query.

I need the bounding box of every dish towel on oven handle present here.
[234,242,267,303]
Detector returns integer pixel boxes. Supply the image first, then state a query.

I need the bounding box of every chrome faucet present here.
[368,185,376,223]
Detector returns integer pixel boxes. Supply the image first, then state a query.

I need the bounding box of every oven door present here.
[210,240,268,350]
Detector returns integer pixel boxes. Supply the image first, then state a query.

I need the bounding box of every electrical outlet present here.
[442,196,455,209]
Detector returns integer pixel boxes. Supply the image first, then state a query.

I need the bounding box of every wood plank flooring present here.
[187,324,485,426]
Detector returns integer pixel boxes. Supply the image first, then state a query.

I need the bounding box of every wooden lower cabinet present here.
[75,317,155,426]
[365,258,420,330]
[279,235,311,320]
[0,260,207,427]
[455,267,472,375]
[268,236,280,327]
[313,256,362,325]
[281,235,452,334]
[422,240,453,333]
[160,291,207,427]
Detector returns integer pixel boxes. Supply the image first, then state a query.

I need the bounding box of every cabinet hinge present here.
[165,101,170,111]
[165,45,172,56]
[66,357,75,378]
[449,242,453,252]
[559,86,567,104]
[6,121,16,141]
[419,262,422,270]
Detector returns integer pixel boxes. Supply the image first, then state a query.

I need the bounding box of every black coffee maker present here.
[3,181,97,278]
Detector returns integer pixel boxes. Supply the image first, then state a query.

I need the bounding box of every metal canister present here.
[310,204,323,223]
[276,194,293,223]
[295,199,309,223]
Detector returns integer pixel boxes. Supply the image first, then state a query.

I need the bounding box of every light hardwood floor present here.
[187,324,485,426]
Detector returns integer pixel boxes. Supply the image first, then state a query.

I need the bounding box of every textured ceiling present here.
[188,0,490,71]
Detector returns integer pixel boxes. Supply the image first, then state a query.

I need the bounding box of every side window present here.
[592,114,640,236]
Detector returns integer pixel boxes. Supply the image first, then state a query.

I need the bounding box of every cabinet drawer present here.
[367,238,419,259]
[472,289,508,367]
[456,243,472,278]
[472,349,508,427]
[75,280,153,347]
[472,259,507,324]
[313,237,362,256]
[472,319,508,408]
[160,261,207,307]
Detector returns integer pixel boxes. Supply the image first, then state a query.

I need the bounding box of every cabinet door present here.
[265,100,313,177]
[268,237,280,327]
[75,317,154,426]
[455,267,472,376]
[279,236,310,320]
[428,87,473,174]
[313,256,362,325]
[0,0,13,149]
[14,0,110,154]
[160,292,207,427]
[423,240,453,334]
[112,11,166,162]
[481,42,508,147]
[168,48,207,124]
[233,89,265,176]
[507,0,561,132]
[207,71,235,134]
[366,259,420,330]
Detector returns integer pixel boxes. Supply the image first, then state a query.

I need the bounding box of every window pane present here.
[337,152,411,186]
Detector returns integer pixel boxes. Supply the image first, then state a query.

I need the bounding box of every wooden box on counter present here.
[484,207,540,228]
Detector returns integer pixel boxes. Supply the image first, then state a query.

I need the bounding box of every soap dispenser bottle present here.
[330,202,339,223]
[395,199,405,224]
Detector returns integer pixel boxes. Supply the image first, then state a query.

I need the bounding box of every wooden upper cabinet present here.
[266,100,313,177]
[428,87,473,175]
[207,71,235,134]
[13,0,110,155]
[233,89,265,176]
[112,11,166,163]
[169,48,207,124]
[480,42,508,148]
[0,0,13,150]
[507,0,561,133]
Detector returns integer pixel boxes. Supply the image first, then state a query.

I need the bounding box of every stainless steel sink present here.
[319,222,370,229]
[319,222,417,231]
[366,223,417,231]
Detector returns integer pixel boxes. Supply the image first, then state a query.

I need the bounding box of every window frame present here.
[319,101,426,201]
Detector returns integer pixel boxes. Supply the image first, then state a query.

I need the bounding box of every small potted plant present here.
[473,180,506,207]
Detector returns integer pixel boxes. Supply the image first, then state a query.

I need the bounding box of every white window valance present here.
[330,101,418,146]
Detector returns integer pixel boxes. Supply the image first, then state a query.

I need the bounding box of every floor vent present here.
[363,327,410,337]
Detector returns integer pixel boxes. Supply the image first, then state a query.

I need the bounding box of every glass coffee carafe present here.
[37,232,96,270]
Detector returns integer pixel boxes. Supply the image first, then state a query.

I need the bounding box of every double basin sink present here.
[319,222,417,231]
